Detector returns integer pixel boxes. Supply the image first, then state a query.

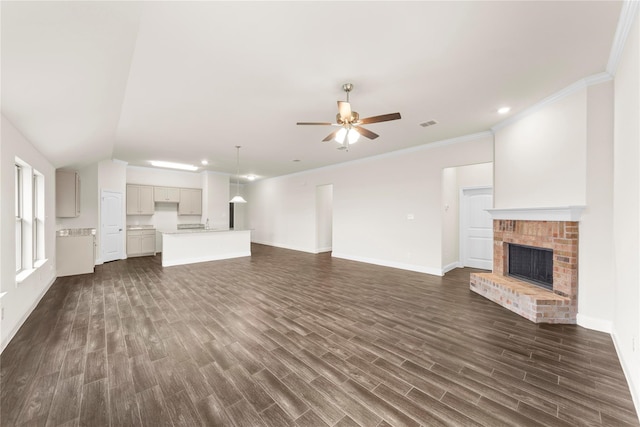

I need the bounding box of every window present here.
[15,164,23,272]
[15,157,46,280]
[33,172,45,263]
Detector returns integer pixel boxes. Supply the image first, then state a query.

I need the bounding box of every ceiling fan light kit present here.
[297,83,401,151]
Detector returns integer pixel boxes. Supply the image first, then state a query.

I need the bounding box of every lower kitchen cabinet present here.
[127,229,156,257]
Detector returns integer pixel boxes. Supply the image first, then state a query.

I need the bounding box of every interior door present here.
[460,187,493,270]
[102,190,123,262]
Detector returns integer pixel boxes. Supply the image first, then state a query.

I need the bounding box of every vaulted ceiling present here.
[1,1,623,181]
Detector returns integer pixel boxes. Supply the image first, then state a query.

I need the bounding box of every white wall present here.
[442,162,493,269]
[441,168,458,268]
[203,171,230,230]
[127,165,202,188]
[1,115,57,352]
[315,184,333,252]
[612,8,640,414]
[580,82,615,329]
[247,133,494,275]
[494,89,587,209]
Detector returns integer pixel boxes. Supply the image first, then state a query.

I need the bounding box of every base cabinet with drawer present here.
[127,229,156,257]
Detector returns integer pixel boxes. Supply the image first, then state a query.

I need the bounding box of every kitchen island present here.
[161,229,251,267]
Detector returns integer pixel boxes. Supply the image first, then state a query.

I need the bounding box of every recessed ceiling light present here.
[149,160,198,171]
[201,160,208,165]
[246,175,257,181]
[498,107,511,114]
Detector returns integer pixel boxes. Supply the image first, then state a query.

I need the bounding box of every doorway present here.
[101,190,123,262]
[460,187,493,270]
[316,184,333,253]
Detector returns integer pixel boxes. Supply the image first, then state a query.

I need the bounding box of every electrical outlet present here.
[1,307,4,321]
[407,214,415,220]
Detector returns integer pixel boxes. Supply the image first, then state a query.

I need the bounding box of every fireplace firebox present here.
[508,244,553,290]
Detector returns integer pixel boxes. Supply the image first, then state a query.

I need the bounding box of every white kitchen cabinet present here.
[178,188,202,215]
[56,170,80,218]
[127,229,156,257]
[126,185,154,215]
[154,186,180,203]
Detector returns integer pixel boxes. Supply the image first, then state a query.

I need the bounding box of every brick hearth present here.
[470,220,578,323]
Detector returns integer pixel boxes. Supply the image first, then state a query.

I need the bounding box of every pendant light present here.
[229,146,247,204]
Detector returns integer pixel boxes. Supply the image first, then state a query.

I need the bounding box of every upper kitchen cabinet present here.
[154,186,180,203]
[126,184,154,215]
[56,170,80,217]
[178,188,202,215]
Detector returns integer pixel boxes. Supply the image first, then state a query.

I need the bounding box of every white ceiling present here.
[1,1,623,181]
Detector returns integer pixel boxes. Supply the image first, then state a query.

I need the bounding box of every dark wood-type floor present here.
[2,244,638,427]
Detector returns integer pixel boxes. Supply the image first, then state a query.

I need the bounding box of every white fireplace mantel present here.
[485,206,586,221]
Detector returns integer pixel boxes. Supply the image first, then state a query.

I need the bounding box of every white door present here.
[102,190,123,262]
[460,187,493,270]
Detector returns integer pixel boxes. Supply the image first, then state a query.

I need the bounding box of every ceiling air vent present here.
[420,120,438,127]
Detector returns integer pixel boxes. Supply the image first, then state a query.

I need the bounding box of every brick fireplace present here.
[470,208,582,323]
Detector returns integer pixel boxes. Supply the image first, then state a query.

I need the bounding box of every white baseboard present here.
[576,313,613,333]
[331,252,443,276]
[315,247,332,254]
[442,261,462,275]
[611,330,640,423]
[1,275,57,354]
[251,239,317,254]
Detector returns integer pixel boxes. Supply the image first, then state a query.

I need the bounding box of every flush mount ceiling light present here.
[149,160,198,171]
[201,160,208,165]
[229,146,247,204]
[246,175,257,181]
[498,106,511,114]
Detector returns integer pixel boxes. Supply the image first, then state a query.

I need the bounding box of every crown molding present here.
[491,72,613,132]
[607,0,640,76]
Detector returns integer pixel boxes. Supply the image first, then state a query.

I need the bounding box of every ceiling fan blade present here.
[353,126,379,140]
[297,122,333,126]
[358,112,402,125]
[322,129,341,142]
[338,101,352,121]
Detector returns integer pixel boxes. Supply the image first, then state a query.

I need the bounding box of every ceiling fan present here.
[297,83,401,150]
